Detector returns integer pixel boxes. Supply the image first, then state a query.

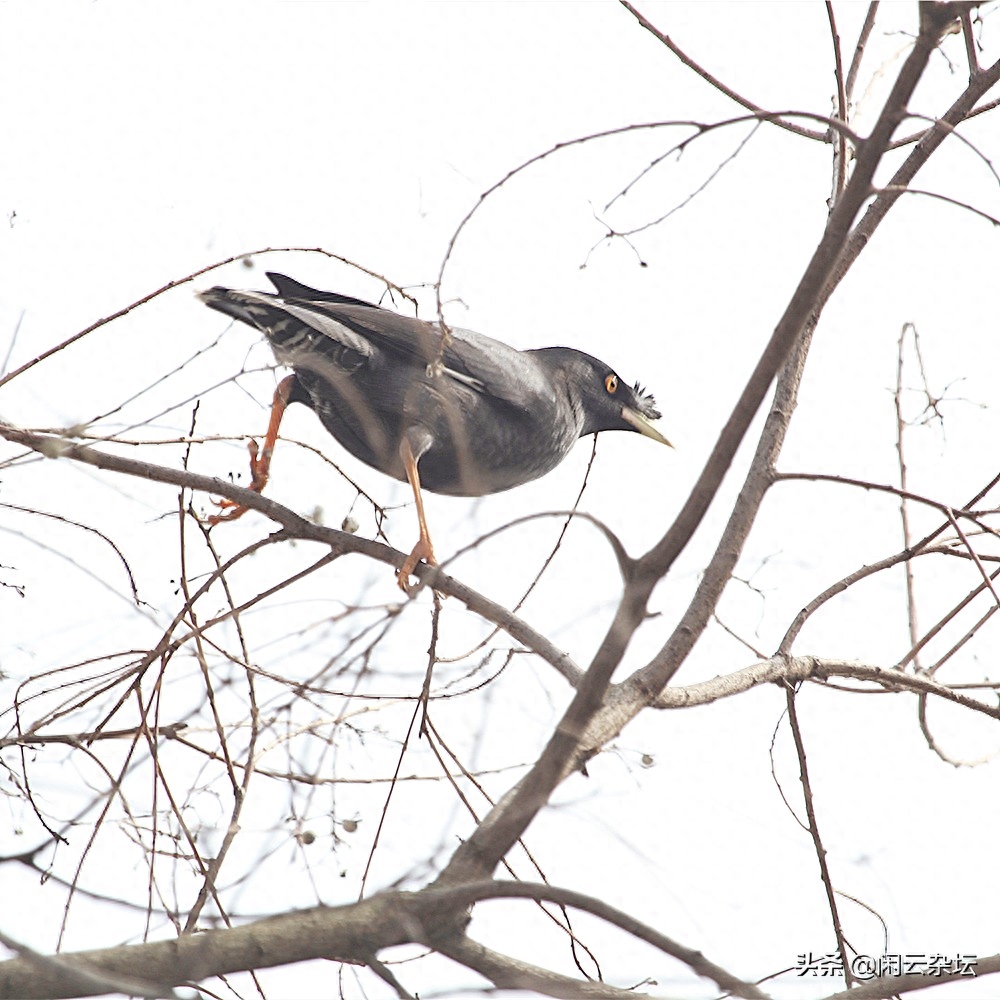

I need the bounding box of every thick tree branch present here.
[422,881,768,999]
[613,5,1000,716]
[0,880,768,1000]
[435,1,968,889]
[0,893,416,1000]
[697,654,995,714]
[434,936,648,1000]
[820,952,1000,1000]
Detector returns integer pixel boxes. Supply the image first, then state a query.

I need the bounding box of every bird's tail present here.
[198,285,275,330]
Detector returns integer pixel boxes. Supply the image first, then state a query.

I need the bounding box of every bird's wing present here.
[206,274,557,415]
[284,300,555,414]
[442,325,558,412]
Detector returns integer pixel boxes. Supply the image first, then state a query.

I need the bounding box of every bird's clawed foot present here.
[397,536,438,593]
[207,438,273,525]
[207,375,296,526]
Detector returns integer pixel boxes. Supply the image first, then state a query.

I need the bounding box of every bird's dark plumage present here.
[200,272,670,587]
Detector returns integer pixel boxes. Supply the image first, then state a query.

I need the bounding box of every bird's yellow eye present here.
[605,374,618,394]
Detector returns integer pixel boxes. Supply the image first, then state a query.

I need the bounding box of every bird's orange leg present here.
[397,439,438,592]
[209,374,298,524]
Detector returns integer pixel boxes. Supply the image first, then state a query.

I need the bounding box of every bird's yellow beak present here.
[622,406,673,448]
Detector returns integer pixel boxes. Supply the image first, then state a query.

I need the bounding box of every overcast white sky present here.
[2,3,1000,998]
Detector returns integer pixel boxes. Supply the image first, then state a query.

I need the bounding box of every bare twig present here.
[826,1,850,201]
[845,4,881,107]
[0,246,417,392]
[784,685,855,987]
[620,1,827,141]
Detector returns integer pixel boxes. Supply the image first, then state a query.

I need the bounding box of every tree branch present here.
[0,422,584,686]
[620,0,827,141]
[434,0,968,889]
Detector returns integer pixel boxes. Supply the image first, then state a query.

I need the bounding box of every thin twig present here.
[826,1,850,202]
[784,685,854,987]
[845,3,880,107]
[620,1,827,141]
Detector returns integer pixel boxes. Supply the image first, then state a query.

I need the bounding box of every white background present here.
[2,3,1000,998]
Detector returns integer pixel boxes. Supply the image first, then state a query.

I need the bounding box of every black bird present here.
[200,272,671,590]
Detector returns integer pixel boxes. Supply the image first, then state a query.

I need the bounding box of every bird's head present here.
[536,347,672,447]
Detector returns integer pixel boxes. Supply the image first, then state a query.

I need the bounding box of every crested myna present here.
[200,272,671,590]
